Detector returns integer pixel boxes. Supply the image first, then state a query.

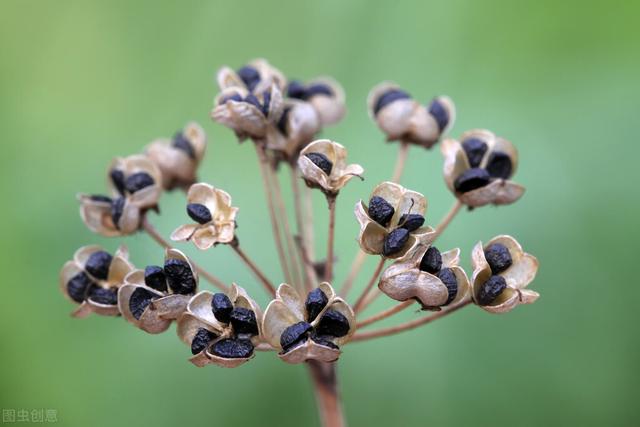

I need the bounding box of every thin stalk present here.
[141,216,228,291]
[307,361,345,427]
[324,195,337,282]
[352,258,385,313]
[350,301,471,343]
[391,142,410,183]
[230,242,276,297]
[338,250,366,298]
[356,300,414,329]
[303,185,316,260]
[433,200,463,240]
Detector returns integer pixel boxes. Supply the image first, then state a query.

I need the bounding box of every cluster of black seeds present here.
[454,137,513,193]
[186,203,212,224]
[66,250,119,306]
[279,287,350,353]
[286,80,333,101]
[373,89,411,116]
[477,244,513,306]
[368,196,424,256]
[220,90,272,117]
[305,152,333,175]
[418,247,458,306]
[172,131,196,159]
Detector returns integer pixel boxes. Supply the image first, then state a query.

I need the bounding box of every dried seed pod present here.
[129,287,158,320]
[419,246,442,274]
[461,137,488,168]
[484,243,513,274]
[211,338,254,359]
[164,259,196,295]
[124,172,155,194]
[237,65,261,92]
[172,131,196,159]
[373,88,411,115]
[280,321,313,352]
[85,251,113,281]
[186,203,212,225]
[316,309,350,338]
[230,307,259,336]
[305,288,329,323]
[368,196,395,227]
[310,332,340,349]
[305,152,333,175]
[383,228,410,256]
[211,293,234,323]
[191,328,217,355]
[297,139,364,195]
[398,213,425,232]
[144,266,167,292]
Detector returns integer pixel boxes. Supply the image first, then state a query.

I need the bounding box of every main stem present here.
[307,361,345,427]
[325,195,337,282]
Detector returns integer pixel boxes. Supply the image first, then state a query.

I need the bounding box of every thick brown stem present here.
[230,243,276,297]
[352,258,385,313]
[307,361,346,427]
[324,195,337,282]
[391,142,410,183]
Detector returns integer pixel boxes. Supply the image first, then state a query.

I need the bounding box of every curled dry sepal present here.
[171,183,239,250]
[355,182,435,260]
[176,284,263,368]
[262,283,355,364]
[298,139,364,196]
[59,245,134,318]
[442,129,525,208]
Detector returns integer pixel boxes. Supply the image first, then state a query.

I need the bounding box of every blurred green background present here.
[1,1,638,426]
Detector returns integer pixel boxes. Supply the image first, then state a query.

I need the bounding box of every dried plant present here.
[59,58,540,427]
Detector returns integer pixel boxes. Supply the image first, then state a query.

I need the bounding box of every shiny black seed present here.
[90,195,112,203]
[124,172,154,194]
[280,321,313,352]
[305,152,333,175]
[486,151,513,179]
[219,92,243,105]
[305,83,333,98]
[211,338,254,359]
[172,132,195,159]
[237,65,261,92]
[67,272,93,303]
[453,168,491,193]
[462,138,488,168]
[438,267,458,305]
[368,196,395,227]
[191,328,217,355]
[305,288,329,322]
[419,246,442,274]
[144,265,167,292]
[186,203,212,224]
[87,286,118,305]
[484,243,513,274]
[261,90,271,116]
[428,98,449,131]
[316,309,350,338]
[110,197,125,228]
[85,251,113,280]
[276,106,291,136]
[287,80,307,99]
[373,89,411,115]
[211,293,234,323]
[399,213,425,232]
[129,287,158,320]
[383,228,410,256]
[164,259,196,295]
[230,307,258,336]
[477,275,507,306]
[310,332,339,349]
[110,169,126,195]
[243,93,263,112]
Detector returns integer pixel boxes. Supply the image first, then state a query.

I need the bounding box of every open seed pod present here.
[176,284,263,368]
[217,58,287,94]
[471,235,539,314]
[298,139,364,196]
[379,246,470,310]
[266,99,321,162]
[262,283,355,364]
[78,194,140,237]
[59,245,133,318]
[286,77,346,126]
[355,181,436,260]
[106,155,162,208]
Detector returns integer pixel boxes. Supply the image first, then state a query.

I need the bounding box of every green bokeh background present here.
[1,1,638,426]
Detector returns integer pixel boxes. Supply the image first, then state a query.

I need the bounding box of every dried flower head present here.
[78,154,162,236]
[355,182,435,260]
[298,139,364,196]
[170,183,239,250]
[267,99,321,161]
[59,245,134,318]
[442,129,525,208]
[217,58,287,94]
[176,285,263,368]
[470,235,539,313]
[379,246,470,310]
[286,77,346,126]
[367,81,455,148]
[145,122,207,191]
[118,249,198,334]
[262,283,355,364]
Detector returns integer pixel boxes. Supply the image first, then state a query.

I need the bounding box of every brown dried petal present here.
[278,338,341,364]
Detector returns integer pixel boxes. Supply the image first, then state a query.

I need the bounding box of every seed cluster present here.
[220,90,273,117]
[66,250,119,306]
[454,137,513,193]
[286,81,334,101]
[368,196,425,256]
[477,243,513,305]
[418,247,458,306]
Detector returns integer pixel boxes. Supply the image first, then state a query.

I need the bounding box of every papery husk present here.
[117,283,172,334]
[298,139,364,195]
[306,77,346,126]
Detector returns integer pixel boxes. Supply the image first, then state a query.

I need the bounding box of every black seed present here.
[305,288,329,322]
[110,169,126,195]
[211,293,234,323]
[237,65,261,92]
[373,89,411,115]
[486,151,513,179]
[164,259,196,295]
[124,172,154,194]
[129,287,158,320]
[144,265,167,292]
[428,98,449,131]
[219,92,243,105]
[211,338,254,359]
[276,107,291,136]
[477,275,507,306]
[438,268,458,305]
[90,195,112,203]
[383,228,410,256]
[484,243,513,274]
[172,132,195,159]
[368,196,395,227]
[243,94,263,112]
[287,80,307,99]
[111,197,125,229]
[398,213,425,232]
[461,138,488,168]
[87,286,118,305]
[310,332,339,349]
[191,328,217,355]
[230,307,258,336]
[419,246,442,274]
[67,272,93,303]
[316,309,350,338]
[453,168,491,193]
[305,83,333,98]
[261,90,271,116]
[85,251,113,280]
[305,152,333,175]
[186,203,212,224]
[280,321,313,352]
